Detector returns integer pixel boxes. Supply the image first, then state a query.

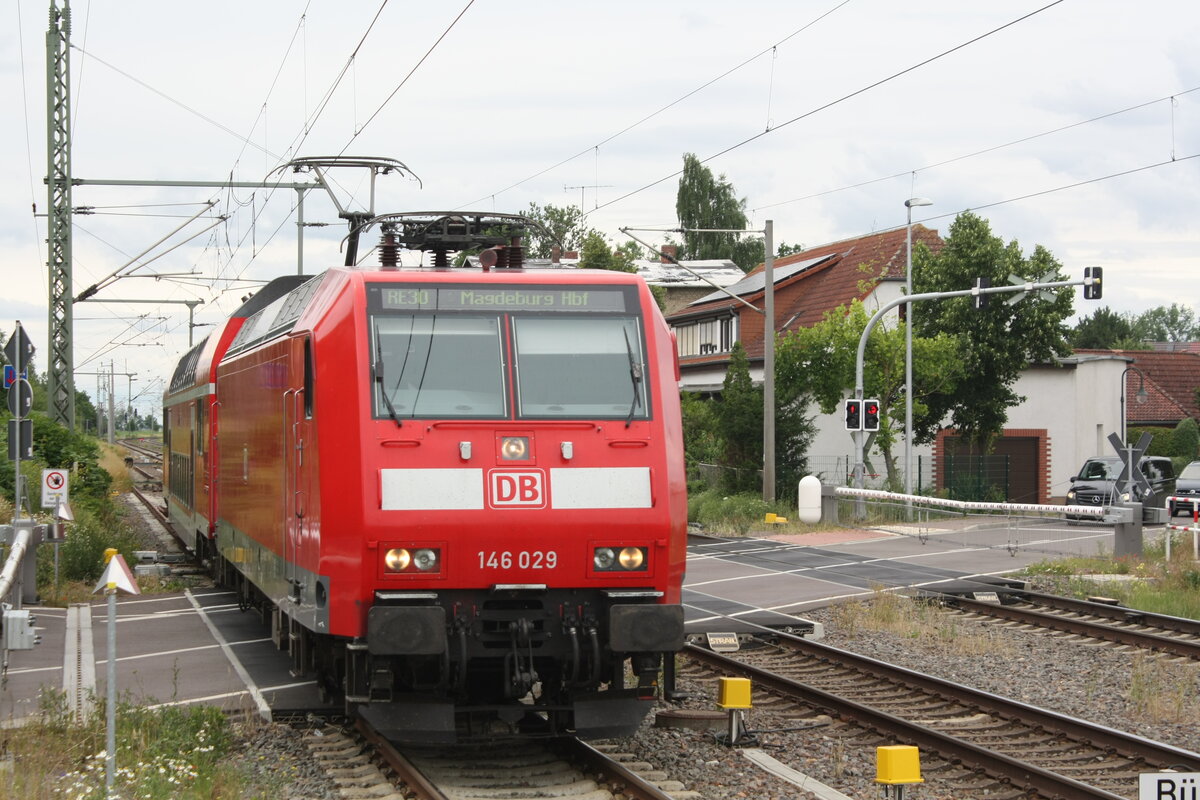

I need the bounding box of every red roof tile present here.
[1076,349,1200,424]
[668,226,944,362]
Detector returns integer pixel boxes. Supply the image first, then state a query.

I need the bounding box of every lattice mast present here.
[46,0,75,427]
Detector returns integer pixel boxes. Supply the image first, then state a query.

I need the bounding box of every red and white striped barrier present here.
[1164,496,1200,560]
[834,486,1107,518]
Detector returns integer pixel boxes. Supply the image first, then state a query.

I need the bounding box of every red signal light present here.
[863,399,881,432]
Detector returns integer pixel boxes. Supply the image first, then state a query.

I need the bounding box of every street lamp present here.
[1120,365,1149,444]
[904,197,932,498]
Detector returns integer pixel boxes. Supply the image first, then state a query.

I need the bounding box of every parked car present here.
[1065,455,1177,518]
[1168,460,1200,517]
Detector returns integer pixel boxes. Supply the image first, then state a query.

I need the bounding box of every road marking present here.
[185,588,270,720]
[63,604,96,723]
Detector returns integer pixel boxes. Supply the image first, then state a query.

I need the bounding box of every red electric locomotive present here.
[163,213,687,741]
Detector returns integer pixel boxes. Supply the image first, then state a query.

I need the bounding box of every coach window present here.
[370,315,505,419]
[303,338,314,419]
[512,316,649,419]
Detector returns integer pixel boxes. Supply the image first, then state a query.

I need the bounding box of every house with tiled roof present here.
[1114,349,1200,426]
[664,226,1200,505]
[666,225,943,391]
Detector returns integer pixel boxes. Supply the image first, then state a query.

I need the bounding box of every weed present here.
[1,693,245,800]
[1128,654,1200,724]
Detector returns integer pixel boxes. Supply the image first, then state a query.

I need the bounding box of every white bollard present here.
[797,475,822,524]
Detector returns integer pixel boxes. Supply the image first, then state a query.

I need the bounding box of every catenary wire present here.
[69,44,282,161]
[593,0,1066,215]
[335,0,477,157]
[753,86,1200,213]
[457,0,852,210]
[15,0,47,287]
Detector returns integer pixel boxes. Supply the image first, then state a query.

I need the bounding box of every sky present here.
[2,0,1198,419]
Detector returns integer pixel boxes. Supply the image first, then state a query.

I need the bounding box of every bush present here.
[688,488,777,534]
[1173,418,1199,460]
[37,507,146,586]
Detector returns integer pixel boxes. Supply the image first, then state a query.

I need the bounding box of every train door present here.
[284,337,314,603]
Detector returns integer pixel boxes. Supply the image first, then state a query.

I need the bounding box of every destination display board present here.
[369,284,631,314]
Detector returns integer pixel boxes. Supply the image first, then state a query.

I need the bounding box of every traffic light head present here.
[844,399,862,431]
[973,276,991,310]
[1083,266,1103,299]
[863,399,881,431]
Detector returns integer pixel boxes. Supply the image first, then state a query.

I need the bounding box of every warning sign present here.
[42,469,69,509]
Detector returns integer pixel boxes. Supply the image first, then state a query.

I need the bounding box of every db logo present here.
[489,470,546,508]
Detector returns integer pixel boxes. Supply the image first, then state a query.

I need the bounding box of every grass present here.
[829,587,1013,657]
[1021,533,1200,619]
[688,487,857,536]
[1128,653,1200,724]
[96,443,134,495]
[0,690,261,800]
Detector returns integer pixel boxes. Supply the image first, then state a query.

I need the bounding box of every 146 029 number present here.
[478,550,558,570]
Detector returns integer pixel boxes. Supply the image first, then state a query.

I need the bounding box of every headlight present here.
[618,547,644,570]
[1120,492,1131,503]
[1066,490,1076,501]
[593,548,615,570]
[501,436,529,460]
[385,548,411,572]
[384,547,441,574]
[593,546,647,572]
[413,549,438,571]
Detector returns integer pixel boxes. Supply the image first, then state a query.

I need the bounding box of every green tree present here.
[1071,306,1133,349]
[578,232,639,273]
[776,241,804,258]
[711,342,815,497]
[1130,303,1199,343]
[679,391,721,469]
[1173,417,1199,460]
[912,211,1073,449]
[777,301,964,489]
[675,153,763,272]
[521,202,593,257]
[715,344,763,493]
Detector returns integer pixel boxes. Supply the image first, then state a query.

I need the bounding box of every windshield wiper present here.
[373,329,403,429]
[623,328,643,428]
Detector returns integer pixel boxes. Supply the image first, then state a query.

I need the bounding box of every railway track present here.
[115,438,194,558]
[935,589,1200,660]
[302,719,698,800]
[682,634,1200,800]
[118,437,163,464]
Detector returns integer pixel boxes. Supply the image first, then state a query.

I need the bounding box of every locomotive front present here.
[313,269,686,741]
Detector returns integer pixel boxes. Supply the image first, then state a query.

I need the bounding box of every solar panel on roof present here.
[688,253,841,306]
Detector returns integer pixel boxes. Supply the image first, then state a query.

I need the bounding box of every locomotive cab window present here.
[370,315,506,419]
[366,283,650,422]
[513,316,648,420]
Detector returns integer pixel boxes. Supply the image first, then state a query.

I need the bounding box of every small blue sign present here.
[2,365,27,390]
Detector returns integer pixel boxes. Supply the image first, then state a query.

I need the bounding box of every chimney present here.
[660,244,678,264]
[551,245,561,264]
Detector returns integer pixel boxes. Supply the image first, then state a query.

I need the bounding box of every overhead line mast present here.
[46,0,75,427]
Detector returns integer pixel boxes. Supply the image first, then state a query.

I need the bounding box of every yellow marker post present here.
[876,745,923,799]
[717,677,752,745]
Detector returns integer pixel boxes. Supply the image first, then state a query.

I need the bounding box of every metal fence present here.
[691,456,936,495]
[942,454,1011,502]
